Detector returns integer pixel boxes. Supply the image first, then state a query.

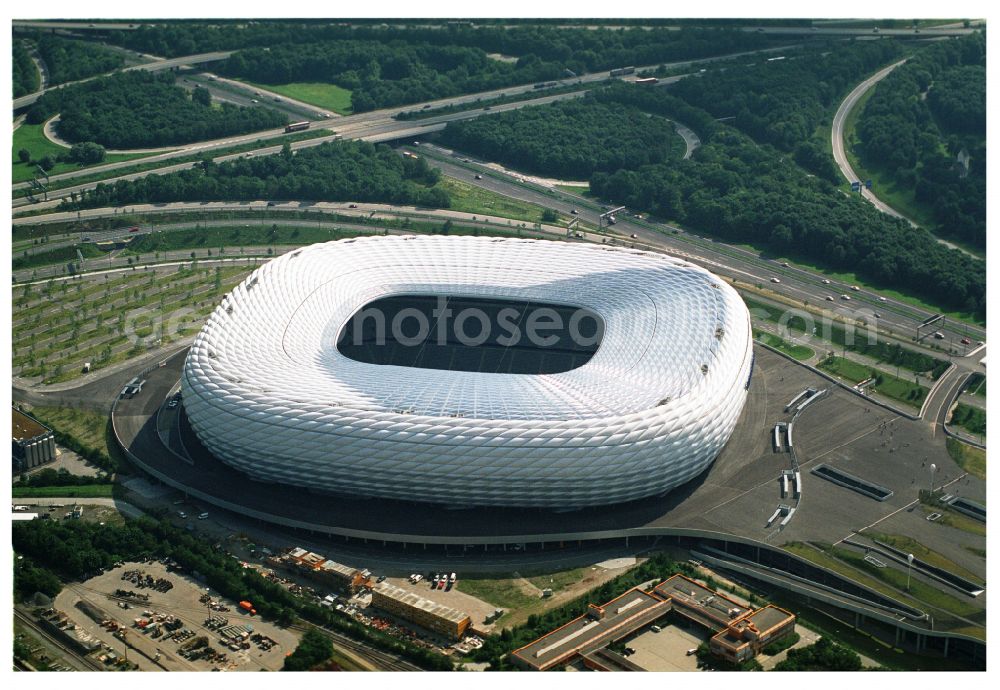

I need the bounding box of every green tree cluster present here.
[588,91,984,317]
[856,33,985,248]
[773,636,862,671]
[27,71,287,149]
[63,140,447,210]
[441,98,680,178]
[16,467,112,488]
[668,40,904,181]
[33,32,125,85]
[100,22,770,111]
[13,40,40,97]
[282,628,334,671]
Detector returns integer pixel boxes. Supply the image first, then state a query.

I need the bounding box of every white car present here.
[877,296,887,302]
[821,279,831,285]
[850,285,861,292]
[841,294,851,301]
[770,277,781,284]
[825,296,834,302]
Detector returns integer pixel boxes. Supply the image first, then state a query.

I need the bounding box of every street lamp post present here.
[906,553,914,591]
[929,462,937,496]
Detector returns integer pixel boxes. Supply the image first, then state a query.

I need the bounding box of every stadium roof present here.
[188,236,746,423]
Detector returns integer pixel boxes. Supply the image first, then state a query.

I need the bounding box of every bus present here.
[285,121,310,133]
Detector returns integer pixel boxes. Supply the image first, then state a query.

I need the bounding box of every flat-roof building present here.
[511,587,671,671]
[281,547,366,592]
[652,574,752,630]
[370,582,471,640]
[12,408,56,473]
[710,605,797,664]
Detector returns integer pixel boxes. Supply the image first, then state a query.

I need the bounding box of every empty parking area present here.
[626,623,708,672]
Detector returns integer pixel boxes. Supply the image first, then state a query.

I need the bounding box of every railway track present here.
[290,622,425,671]
[14,608,106,672]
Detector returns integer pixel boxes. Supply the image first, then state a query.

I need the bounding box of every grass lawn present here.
[828,545,982,620]
[783,542,984,634]
[817,355,874,383]
[945,437,985,480]
[455,576,539,612]
[754,329,814,361]
[27,406,112,459]
[918,503,986,538]
[12,484,114,498]
[818,356,927,408]
[524,567,590,593]
[436,177,551,225]
[241,81,353,115]
[12,123,159,184]
[555,183,590,195]
[867,531,984,584]
[949,403,986,438]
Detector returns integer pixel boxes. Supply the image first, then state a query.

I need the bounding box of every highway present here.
[13,51,234,110]
[12,41,799,195]
[414,143,986,347]
[831,60,912,222]
[831,61,982,260]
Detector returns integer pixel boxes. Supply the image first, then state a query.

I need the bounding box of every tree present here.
[67,141,107,165]
[192,86,212,107]
[773,637,862,671]
[18,148,31,163]
[38,155,56,171]
[282,628,333,671]
[541,209,558,223]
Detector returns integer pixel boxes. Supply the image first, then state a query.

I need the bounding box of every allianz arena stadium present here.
[181,235,754,508]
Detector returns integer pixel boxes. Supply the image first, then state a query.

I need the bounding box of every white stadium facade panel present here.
[181,235,754,508]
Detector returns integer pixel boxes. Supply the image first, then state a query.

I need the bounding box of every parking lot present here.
[626,622,709,671]
[53,560,300,671]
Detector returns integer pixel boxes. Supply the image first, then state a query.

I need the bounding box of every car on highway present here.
[850,285,861,291]
[841,294,851,300]
[961,337,972,345]
[825,296,834,301]
[349,203,358,208]
[570,209,579,214]
[822,279,831,284]
[475,174,483,180]
[630,233,637,239]
[177,511,187,519]
[770,277,781,284]
[779,261,789,267]
[251,99,259,103]
[273,97,282,102]
[198,512,209,520]
[934,332,945,340]
[267,201,276,206]
[873,312,881,318]
[877,296,887,302]
[167,399,179,409]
